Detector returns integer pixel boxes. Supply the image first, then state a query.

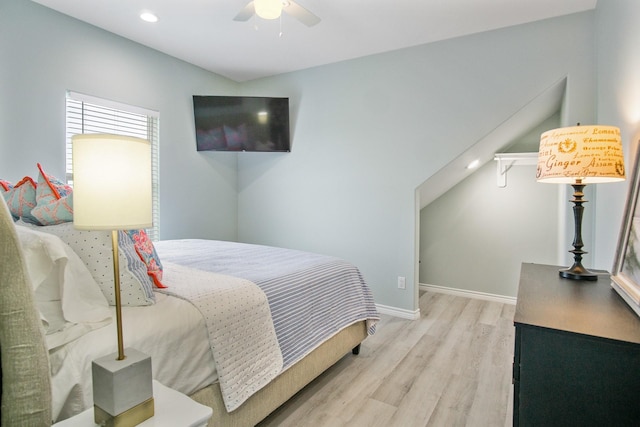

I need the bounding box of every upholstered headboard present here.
[0,197,52,426]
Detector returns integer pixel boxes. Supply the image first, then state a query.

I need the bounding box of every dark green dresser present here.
[513,263,640,426]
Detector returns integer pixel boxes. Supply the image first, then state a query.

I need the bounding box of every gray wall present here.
[593,0,640,271]
[0,0,240,242]
[238,12,596,311]
[419,116,560,297]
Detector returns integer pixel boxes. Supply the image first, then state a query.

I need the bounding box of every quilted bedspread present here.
[158,261,283,412]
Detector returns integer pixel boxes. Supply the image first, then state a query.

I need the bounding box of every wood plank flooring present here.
[258,291,515,427]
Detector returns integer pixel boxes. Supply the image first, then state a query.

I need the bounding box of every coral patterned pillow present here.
[0,180,17,221]
[0,179,12,192]
[125,229,166,288]
[0,179,17,220]
[3,176,38,224]
[31,163,73,225]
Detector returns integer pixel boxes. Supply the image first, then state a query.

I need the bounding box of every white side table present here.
[54,380,212,427]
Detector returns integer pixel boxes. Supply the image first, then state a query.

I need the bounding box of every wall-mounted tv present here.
[193,95,290,152]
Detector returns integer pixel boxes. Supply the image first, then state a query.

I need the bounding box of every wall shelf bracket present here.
[494,152,538,188]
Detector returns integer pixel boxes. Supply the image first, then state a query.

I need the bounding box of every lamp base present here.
[559,182,598,282]
[92,348,154,426]
[559,264,598,281]
[94,397,155,427]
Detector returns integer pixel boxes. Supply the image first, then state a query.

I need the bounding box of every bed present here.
[0,193,379,426]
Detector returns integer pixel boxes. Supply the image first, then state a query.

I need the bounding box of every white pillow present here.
[35,222,156,306]
[15,225,112,349]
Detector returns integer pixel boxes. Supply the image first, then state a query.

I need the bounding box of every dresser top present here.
[515,263,640,344]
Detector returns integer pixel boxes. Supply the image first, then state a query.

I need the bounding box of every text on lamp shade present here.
[536,125,625,183]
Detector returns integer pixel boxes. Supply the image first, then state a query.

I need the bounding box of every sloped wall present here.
[419,115,561,298]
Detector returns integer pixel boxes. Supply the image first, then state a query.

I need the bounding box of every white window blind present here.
[65,91,160,241]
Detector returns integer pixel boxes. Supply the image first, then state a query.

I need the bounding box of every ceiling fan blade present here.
[284,0,320,27]
[233,1,255,22]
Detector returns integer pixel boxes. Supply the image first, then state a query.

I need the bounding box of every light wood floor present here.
[258,291,515,427]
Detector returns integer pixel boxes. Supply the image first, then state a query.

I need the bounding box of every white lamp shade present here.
[72,134,152,230]
[254,0,282,20]
[537,125,626,184]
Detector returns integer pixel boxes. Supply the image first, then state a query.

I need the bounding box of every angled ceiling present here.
[417,78,566,209]
[31,0,596,82]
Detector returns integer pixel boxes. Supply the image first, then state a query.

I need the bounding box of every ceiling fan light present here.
[255,0,282,20]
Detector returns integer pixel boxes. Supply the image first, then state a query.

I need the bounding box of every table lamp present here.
[537,125,625,280]
[72,134,154,426]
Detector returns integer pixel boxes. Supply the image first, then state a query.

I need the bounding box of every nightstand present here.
[54,380,212,427]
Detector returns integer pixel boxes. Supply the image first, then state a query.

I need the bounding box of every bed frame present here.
[190,321,367,426]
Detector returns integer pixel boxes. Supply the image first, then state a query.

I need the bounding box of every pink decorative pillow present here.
[4,176,38,223]
[31,163,73,225]
[125,229,166,288]
[0,179,12,192]
[0,179,17,220]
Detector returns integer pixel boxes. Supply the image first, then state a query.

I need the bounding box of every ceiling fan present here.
[234,0,321,27]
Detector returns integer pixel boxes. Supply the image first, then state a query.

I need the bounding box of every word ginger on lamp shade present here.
[537,125,625,280]
[537,125,625,184]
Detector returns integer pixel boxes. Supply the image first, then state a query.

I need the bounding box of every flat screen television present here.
[193,95,290,152]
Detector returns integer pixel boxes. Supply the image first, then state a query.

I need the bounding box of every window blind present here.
[65,91,160,241]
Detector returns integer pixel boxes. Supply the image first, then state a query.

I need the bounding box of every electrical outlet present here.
[397,276,406,289]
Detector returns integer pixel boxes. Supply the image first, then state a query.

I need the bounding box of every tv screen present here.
[193,95,290,152]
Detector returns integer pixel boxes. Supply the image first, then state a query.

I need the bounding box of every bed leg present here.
[352,344,361,355]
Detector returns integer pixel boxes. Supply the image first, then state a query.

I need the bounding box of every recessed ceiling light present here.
[466,159,480,169]
[140,11,158,23]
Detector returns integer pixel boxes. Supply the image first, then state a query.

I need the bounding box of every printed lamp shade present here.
[537,125,626,184]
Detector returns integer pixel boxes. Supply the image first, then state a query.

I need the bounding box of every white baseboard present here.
[419,283,517,305]
[375,286,515,320]
[376,303,420,320]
